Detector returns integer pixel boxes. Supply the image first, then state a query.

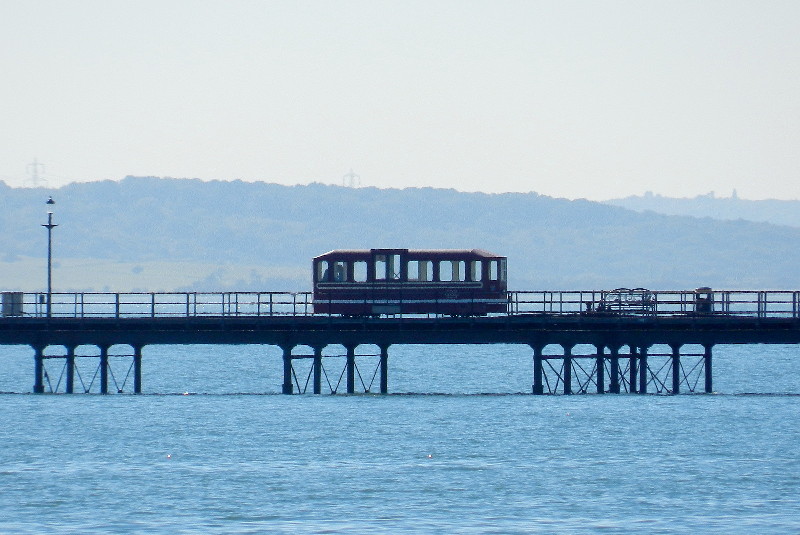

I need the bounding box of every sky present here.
[1,0,799,200]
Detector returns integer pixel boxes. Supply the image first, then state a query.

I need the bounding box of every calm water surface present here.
[1,344,799,533]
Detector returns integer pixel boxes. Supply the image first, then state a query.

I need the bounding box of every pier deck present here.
[2,290,799,394]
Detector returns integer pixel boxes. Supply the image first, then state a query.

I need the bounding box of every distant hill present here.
[604,192,800,228]
[1,177,800,292]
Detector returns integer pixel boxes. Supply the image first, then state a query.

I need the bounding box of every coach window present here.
[500,259,507,281]
[490,260,498,281]
[421,260,432,281]
[333,261,347,282]
[389,254,401,280]
[317,260,330,282]
[441,260,465,282]
[375,255,387,280]
[440,260,453,281]
[353,260,367,282]
[408,260,432,281]
[411,260,435,281]
[408,260,420,281]
[470,260,483,282]
[453,260,465,281]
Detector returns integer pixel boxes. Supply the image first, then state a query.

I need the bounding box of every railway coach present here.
[312,248,507,316]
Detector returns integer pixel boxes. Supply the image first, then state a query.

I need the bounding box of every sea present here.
[1,342,799,533]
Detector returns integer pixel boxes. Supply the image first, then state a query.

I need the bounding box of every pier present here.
[2,289,799,394]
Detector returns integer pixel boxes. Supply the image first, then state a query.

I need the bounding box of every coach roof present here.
[314,249,504,260]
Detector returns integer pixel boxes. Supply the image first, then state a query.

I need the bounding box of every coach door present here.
[372,250,403,282]
[370,250,403,314]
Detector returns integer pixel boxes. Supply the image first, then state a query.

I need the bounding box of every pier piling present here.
[671,344,682,395]
[609,345,620,394]
[629,345,638,393]
[99,345,109,394]
[313,346,323,395]
[562,344,573,395]
[704,344,713,393]
[379,344,389,394]
[531,344,544,395]
[639,346,649,394]
[133,345,143,394]
[33,345,44,394]
[281,345,293,394]
[65,345,75,394]
[346,344,356,394]
[595,344,605,394]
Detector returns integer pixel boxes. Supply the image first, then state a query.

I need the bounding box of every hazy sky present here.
[2,1,799,200]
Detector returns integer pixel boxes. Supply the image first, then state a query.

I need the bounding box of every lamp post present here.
[42,197,57,317]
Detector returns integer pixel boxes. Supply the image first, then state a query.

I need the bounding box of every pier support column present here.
[65,345,75,394]
[281,346,294,394]
[379,344,389,394]
[609,345,620,394]
[531,344,544,395]
[346,344,356,394]
[313,346,323,395]
[639,346,648,394]
[704,344,713,394]
[133,345,142,394]
[33,345,45,394]
[671,344,681,395]
[629,345,638,393]
[595,344,605,394]
[562,344,573,395]
[99,345,109,395]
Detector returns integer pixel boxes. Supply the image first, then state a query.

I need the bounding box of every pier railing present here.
[3,292,313,318]
[3,290,800,319]
[508,290,800,318]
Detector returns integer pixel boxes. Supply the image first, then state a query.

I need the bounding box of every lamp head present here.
[46,196,55,205]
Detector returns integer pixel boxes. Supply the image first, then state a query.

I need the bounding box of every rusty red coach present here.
[312,249,508,316]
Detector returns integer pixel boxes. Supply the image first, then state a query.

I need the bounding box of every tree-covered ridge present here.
[1,177,798,291]
[605,192,800,228]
